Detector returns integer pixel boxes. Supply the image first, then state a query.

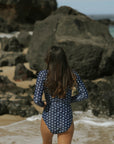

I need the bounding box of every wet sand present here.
[0,114,26,126]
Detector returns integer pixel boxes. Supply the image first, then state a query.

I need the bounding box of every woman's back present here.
[34,69,88,134]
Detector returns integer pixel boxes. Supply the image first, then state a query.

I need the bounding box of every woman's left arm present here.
[33,70,45,107]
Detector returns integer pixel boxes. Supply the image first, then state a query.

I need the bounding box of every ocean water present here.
[109,25,114,37]
[0,110,114,144]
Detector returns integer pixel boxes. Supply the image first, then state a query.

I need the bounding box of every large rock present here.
[86,75,114,117]
[0,92,39,117]
[0,51,27,66]
[14,63,36,81]
[0,0,57,25]
[0,17,19,32]
[0,75,25,93]
[1,37,24,52]
[0,102,8,115]
[27,6,114,79]
[71,74,114,117]
[0,19,33,32]
[17,30,32,47]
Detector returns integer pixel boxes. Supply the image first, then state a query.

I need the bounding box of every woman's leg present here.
[40,118,54,144]
[57,120,74,144]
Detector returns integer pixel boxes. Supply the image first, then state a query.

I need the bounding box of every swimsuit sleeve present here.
[33,70,45,107]
[71,71,88,103]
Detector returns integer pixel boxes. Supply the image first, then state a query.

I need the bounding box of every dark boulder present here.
[52,6,89,19]
[27,6,114,80]
[85,75,114,117]
[0,17,33,32]
[0,52,27,66]
[0,102,9,114]
[48,73,114,117]
[97,19,114,25]
[15,53,27,64]
[0,0,57,32]
[0,75,25,93]
[0,17,19,32]
[7,102,39,117]
[14,63,36,81]
[0,93,39,117]
[17,30,32,47]
[1,37,24,52]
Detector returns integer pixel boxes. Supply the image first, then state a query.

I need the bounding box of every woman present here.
[34,45,88,144]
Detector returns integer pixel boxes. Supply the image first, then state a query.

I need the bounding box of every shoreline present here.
[0,114,26,126]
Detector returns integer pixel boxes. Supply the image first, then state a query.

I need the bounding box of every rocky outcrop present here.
[97,19,114,25]
[26,6,114,118]
[0,6,114,118]
[27,6,114,80]
[86,75,114,117]
[0,52,27,66]
[71,74,114,117]
[0,92,38,117]
[1,37,24,52]
[17,30,32,47]
[0,36,28,66]
[0,0,57,32]
[14,63,36,81]
[0,76,38,117]
[0,75,25,93]
[0,17,19,32]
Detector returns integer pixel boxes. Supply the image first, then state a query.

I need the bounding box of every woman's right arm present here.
[71,71,88,103]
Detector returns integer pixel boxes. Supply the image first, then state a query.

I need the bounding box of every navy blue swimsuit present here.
[34,69,88,134]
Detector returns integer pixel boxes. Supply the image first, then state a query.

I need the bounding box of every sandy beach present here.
[0,114,26,126]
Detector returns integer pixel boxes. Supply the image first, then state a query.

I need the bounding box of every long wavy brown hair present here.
[44,45,77,99]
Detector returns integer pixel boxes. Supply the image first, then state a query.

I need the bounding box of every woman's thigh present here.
[57,120,74,144]
[40,118,54,144]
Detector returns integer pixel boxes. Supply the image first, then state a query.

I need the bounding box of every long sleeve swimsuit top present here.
[34,69,88,134]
